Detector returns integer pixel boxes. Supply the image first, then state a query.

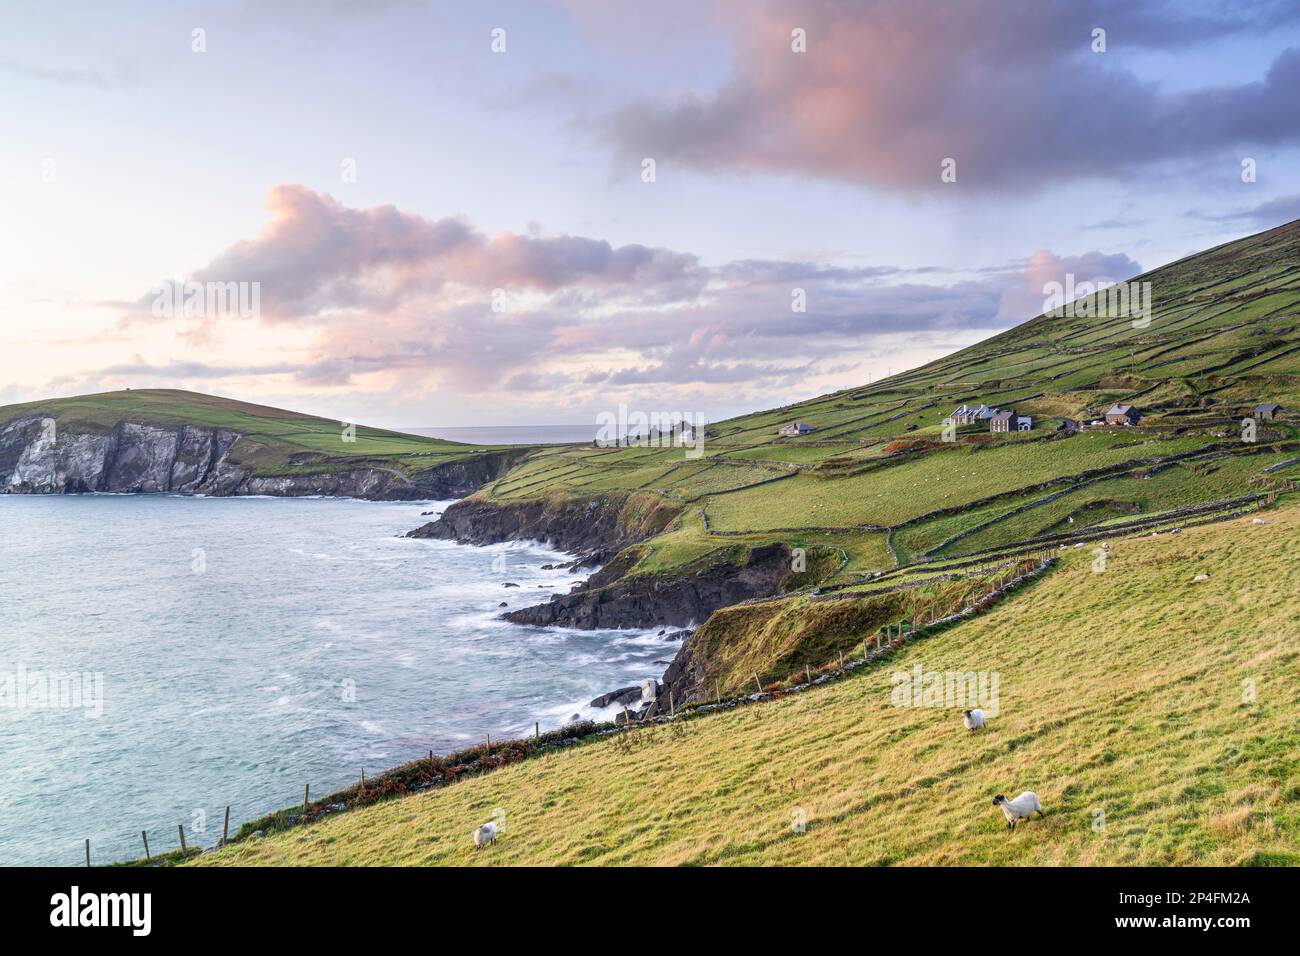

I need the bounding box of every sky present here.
[2,0,1299,429]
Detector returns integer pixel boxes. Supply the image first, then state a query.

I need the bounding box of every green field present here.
[416,219,1300,594]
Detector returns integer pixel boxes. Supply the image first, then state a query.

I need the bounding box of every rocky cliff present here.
[406,492,684,564]
[410,492,799,631]
[0,416,515,500]
[501,542,795,630]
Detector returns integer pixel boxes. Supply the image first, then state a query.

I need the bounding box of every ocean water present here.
[0,495,680,866]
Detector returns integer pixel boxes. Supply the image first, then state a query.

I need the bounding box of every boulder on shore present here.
[590,686,642,708]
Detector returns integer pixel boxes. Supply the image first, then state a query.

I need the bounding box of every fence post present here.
[715,679,721,703]
[303,783,310,812]
[534,721,540,740]
[141,830,151,862]
[85,838,90,868]
[222,806,230,847]
[360,768,365,789]
[178,824,187,854]
[753,672,763,694]
[670,690,675,716]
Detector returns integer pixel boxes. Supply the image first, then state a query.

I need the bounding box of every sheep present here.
[992,791,1044,831]
[473,821,498,848]
[962,708,986,731]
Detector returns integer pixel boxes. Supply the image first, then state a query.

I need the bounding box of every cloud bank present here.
[114,186,1142,409]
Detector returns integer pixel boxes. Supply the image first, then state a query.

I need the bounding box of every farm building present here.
[990,410,1018,433]
[1254,403,1282,421]
[945,404,995,426]
[1105,404,1140,425]
[778,422,817,437]
[1017,416,1032,431]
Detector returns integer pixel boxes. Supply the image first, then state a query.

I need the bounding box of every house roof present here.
[991,410,1016,421]
[1106,404,1134,415]
[1256,403,1281,412]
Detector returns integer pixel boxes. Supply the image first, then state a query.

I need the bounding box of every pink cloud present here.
[595,0,1300,189]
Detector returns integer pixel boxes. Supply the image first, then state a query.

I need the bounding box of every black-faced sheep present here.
[992,791,1044,831]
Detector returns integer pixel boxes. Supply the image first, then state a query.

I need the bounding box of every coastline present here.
[2,493,677,865]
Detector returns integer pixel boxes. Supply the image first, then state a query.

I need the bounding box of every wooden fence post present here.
[85,838,90,867]
[753,672,763,694]
[222,806,230,847]
[534,721,540,740]
[303,783,310,812]
[178,824,187,854]
[141,830,151,862]
[670,690,675,716]
[360,768,365,789]
[715,679,721,703]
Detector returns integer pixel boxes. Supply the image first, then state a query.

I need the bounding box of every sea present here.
[0,494,680,865]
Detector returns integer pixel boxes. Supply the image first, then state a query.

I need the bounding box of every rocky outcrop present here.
[503,543,794,630]
[409,492,796,631]
[0,416,517,500]
[407,492,682,563]
[589,686,642,708]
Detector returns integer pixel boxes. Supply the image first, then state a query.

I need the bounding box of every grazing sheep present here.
[992,792,1044,831]
[962,708,986,731]
[473,821,498,848]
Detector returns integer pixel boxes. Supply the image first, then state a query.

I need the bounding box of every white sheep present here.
[473,820,498,848]
[962,708,986,731]
[992,791,1044,831]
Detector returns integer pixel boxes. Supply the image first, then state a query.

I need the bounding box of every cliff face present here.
[410,493,797,630]
[407,492,683,564]
[0,417,513,500]
[502,543,794,630]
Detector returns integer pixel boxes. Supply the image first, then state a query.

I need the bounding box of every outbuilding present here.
[778,422,816,437]
[1105,404,1140,426]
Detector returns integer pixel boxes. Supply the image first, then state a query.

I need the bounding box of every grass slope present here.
[196,503,1299,866]
[0,388,514,478]
[466,218,1300,587]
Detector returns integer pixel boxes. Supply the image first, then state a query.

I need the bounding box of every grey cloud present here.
[592,0,1300,190]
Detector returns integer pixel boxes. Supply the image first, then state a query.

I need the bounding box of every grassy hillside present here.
[464,218,1300,587]
[197,502,1300,866]
[0,388,514,479]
